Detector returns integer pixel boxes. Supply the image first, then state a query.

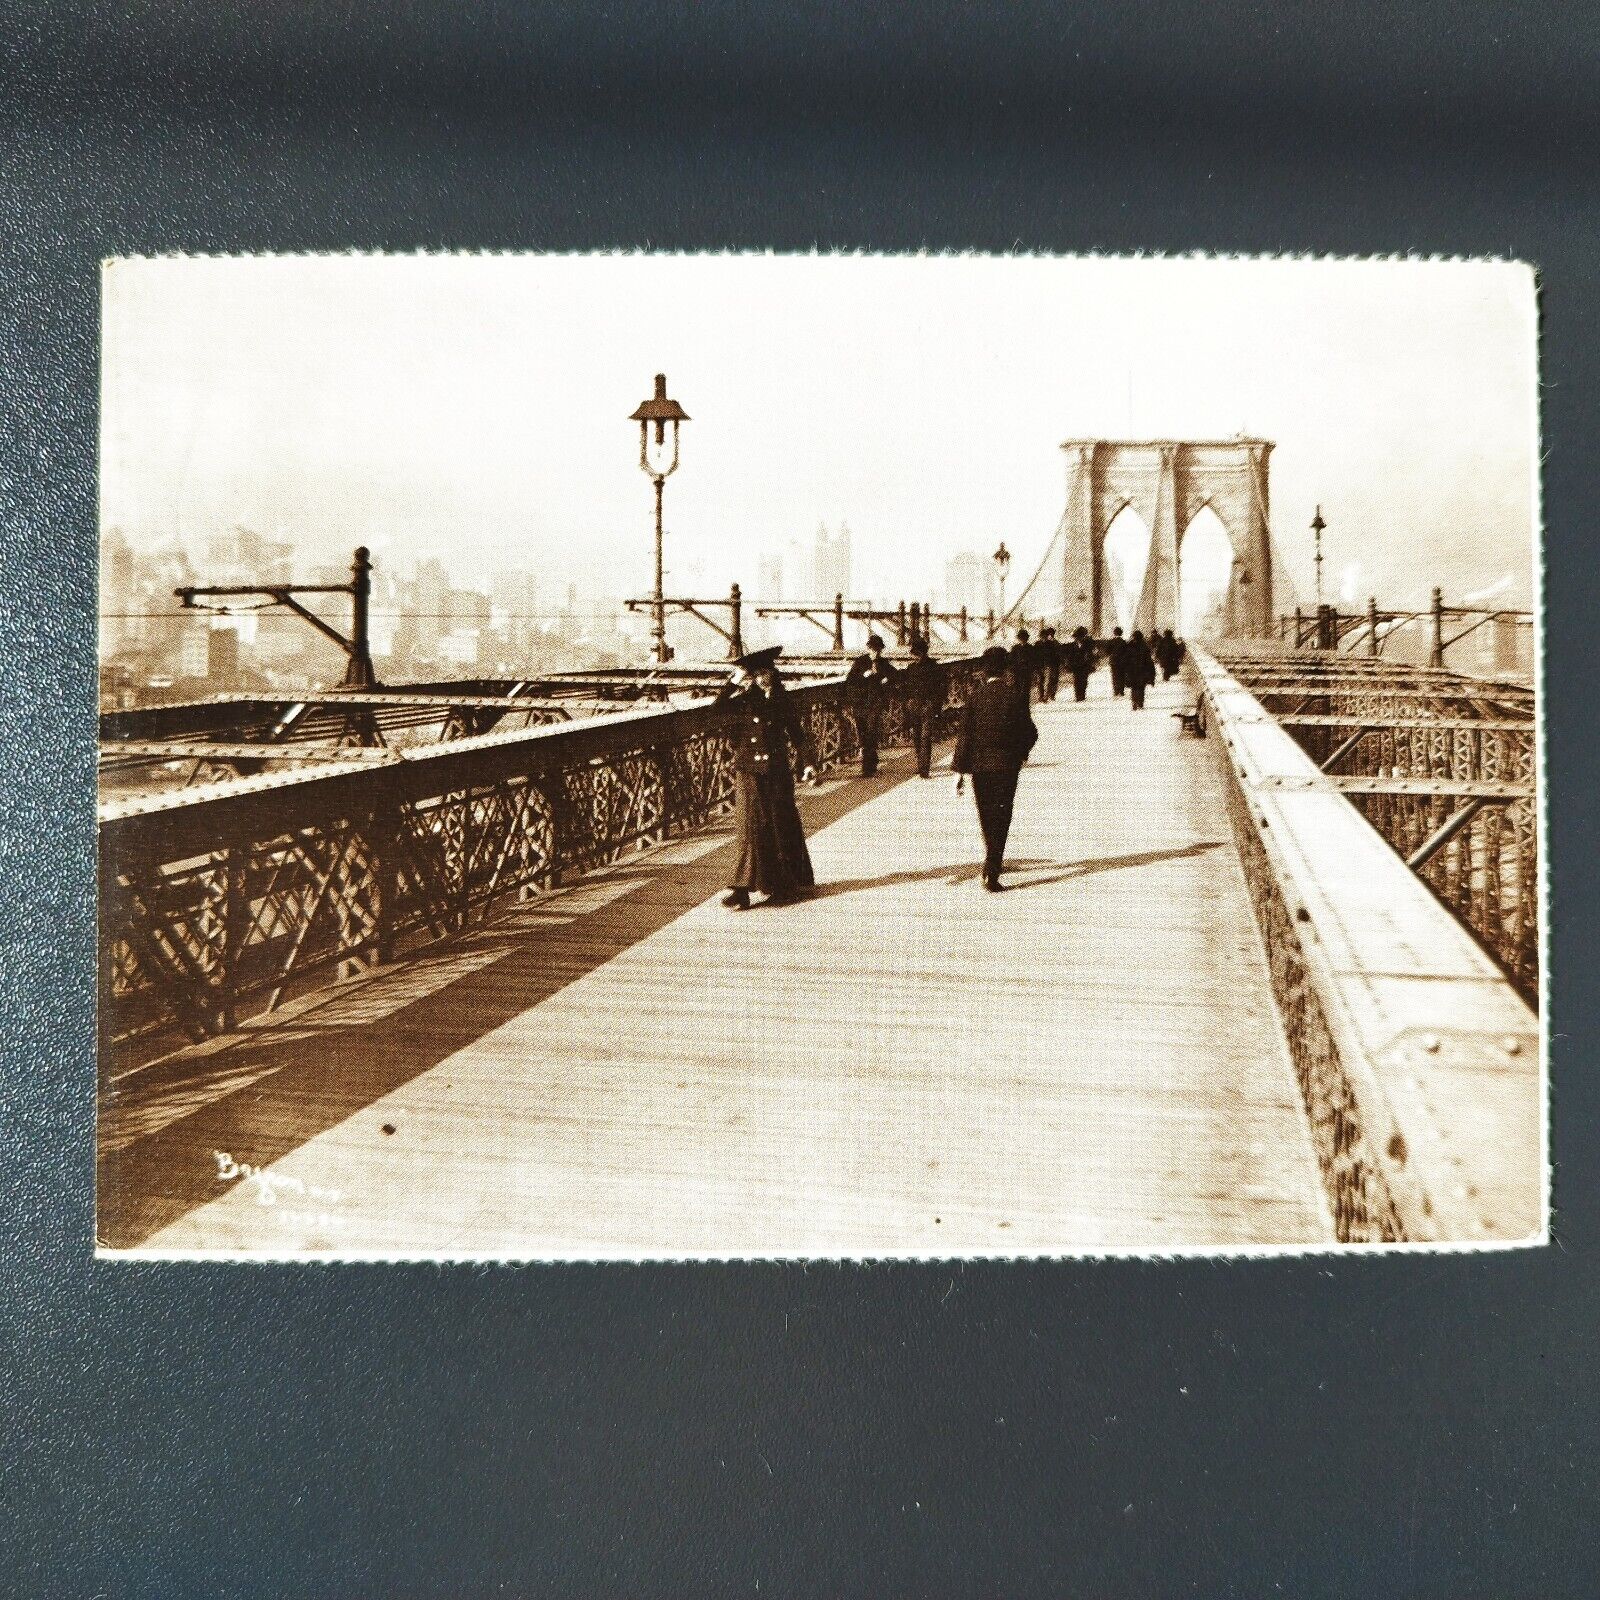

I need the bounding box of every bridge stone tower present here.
[1058,438,1275,637]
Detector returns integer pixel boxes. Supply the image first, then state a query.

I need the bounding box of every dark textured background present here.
[3,4,1595,1594]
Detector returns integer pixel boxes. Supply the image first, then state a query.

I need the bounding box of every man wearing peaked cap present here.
[732,643,784,673]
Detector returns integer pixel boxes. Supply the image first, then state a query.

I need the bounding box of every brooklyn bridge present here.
[96,438,1542,1256]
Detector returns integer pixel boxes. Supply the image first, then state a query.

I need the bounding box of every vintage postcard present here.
[95,253,1543,1258]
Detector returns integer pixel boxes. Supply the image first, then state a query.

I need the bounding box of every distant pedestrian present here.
[1036,626,1062,702]
[1067,625,1096,701]
[898,633,941,779]
[716,646,817,910]
[1107,626,1129,696]
[1127,629,1157,710]
[845,633,898,776]
[1009,627,1035,702]
[1156,627,1181,680]
[953,646,1039,892]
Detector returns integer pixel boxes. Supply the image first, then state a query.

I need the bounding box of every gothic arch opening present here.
[1178,504,1235,638]
[1101,504,1152,631]
[1060,440,1274,637]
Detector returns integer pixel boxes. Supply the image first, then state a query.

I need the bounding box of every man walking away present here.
[898,633,941,778]
[953,646,1038,892]
[1009,627,1034,703]
[845,633,897,776]
[1067,625,1095,701]
[1107,626,1129,696]
[1037,626,1062,702]
[1127,629,1157,710]
[1156,628,1179,680]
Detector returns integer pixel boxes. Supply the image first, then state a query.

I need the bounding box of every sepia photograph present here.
[94,252,1544,1258]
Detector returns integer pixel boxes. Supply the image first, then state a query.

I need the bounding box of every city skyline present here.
[101,254,1540,620]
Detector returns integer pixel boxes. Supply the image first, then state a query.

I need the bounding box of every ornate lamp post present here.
[630,373,690,664]
[1310,505,1326,608]
[992,540,1012,637]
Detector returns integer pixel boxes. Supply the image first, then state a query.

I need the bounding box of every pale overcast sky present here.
[101,253,1539,609]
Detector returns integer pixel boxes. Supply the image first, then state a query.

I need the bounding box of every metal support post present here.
[652,475,668,664]
[726,582,743,661]
[832,592,845,652]
[1429,587,1445,667]
[344,545,375,688]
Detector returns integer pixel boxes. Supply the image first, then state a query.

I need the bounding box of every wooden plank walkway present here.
[101,675,1332,1256]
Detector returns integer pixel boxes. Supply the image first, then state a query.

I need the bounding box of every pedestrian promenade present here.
[101,675,1332,1256]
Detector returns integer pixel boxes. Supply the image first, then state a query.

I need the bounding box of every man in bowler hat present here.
[1067,625,1096,701]
[1107,625,1129,696]
[1009,626,1035,702]
[1036,625,1062,702]
[897,633,942,778]
[952,646,1039,891]
[845,633,897,776]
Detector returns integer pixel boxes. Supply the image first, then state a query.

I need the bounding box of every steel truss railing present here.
[1214,648,1538,1001]
[1192,648,1540,1244]
[99,661,982,1063]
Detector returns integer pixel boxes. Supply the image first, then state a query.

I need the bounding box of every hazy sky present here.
[101,253,1539,610]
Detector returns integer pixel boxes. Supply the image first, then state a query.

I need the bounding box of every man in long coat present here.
[1126,629,1157,710]
[716,646,817,909]
[1106,626,1129,696]
[845,633,897,776]
[897,633,942,779]
[1067,625,1096,701]
[1009,627,1035,703]
[1036,626,1062,702]
[952,646,1039,892]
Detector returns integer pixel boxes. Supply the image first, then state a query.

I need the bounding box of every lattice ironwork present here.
[1217,651,1538,1003]
[1204,734,1404,1242]
[101,663,982,1062]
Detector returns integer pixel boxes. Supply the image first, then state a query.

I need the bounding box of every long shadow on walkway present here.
[805,841,1226,900]
[98,759,919,1248]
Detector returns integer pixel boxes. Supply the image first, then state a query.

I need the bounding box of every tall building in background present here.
[490,568,540,662]
[411,557,450,660]
[99,528,136,657]
[813,521,851,598]
[205,526,292,586]
[206,624,241,684]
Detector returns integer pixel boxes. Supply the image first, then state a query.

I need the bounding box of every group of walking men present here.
[1006,623,1185,710]
[715,618,1187,908]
